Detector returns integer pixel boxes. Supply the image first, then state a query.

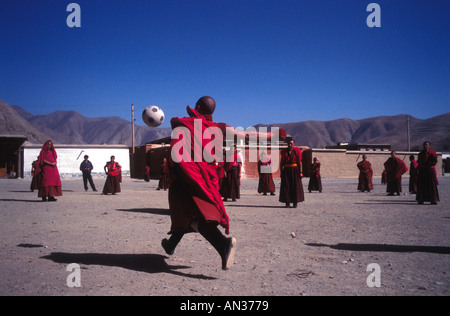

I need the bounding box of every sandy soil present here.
[0,176,449,296]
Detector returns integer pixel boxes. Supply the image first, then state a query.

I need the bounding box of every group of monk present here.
[357,143,440,205]
[28,96,441,272]
[30,142,123,201]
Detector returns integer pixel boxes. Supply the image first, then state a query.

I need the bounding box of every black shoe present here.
[161,238,174,255]
[222,237,237,270]
[285,203,290,208]
[42,197,47,202]
[48,197,57,202]
[293,203,298,208]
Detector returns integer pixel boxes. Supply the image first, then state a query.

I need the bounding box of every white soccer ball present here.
[142,105,165,127]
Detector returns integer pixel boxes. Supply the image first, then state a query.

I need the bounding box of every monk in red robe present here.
[258,152,276,196]
[162,96,285,270]
[220,145,241,202]
[102,156,122,195]
[279,139,304,208]
[37,140,62,202]
[161,96,236,270]
[157,158,170,190]
[416,141,439,205]
[308,157,322,193]
[30,157,41,192]
[384,151,408,196]
[357,155,374,192]
[409,155,418,194]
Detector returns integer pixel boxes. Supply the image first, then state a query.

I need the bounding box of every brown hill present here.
[0,99,49,144]
[256,113,450,152]
[11,106,171,146]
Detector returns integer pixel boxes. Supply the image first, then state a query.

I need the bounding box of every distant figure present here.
[409,155,418,194]
[257,152,276,196]
[308,157,322,193]
[102,156,122,195]
[416,141,440,205]
[384,151,408,196]
[220,145,241,202]
[279,138,304,208]
[357,155,374,192]
[38,140,62,202]
[80,155,97,192]
[30,156,41,192]
[216,151,226,190]
[157,158,170,191]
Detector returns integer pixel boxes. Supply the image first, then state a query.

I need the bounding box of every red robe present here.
[384,157,408,193]
[37,140,62,197]
[357,160,374,191]
[258,158,276,194]
[308,162,322,192]
[169,107,230,234]
[220,151,241,200]
[279,147,304,203]
[409,160,418,193]
[416,150,439,203]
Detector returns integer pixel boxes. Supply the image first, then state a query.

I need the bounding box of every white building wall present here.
[23,145,130,179]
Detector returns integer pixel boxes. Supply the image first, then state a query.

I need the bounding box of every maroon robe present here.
[220,151,241,200]
[169,106,230,235]
[279,146,304,204]
[103,161,121,194]
[30,160,41,192]
[308,162,322,192]
[416,150,439,203]
[258,158,276,194]
[409,160,418,193]
[158,160,171,190]
[357,160,374,192]
[37,140,62,198]
[384,157,408,194]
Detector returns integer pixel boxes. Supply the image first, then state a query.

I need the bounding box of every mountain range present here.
[1,99,449,151]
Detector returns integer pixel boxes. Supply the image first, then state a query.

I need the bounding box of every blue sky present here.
[0,0,449,128]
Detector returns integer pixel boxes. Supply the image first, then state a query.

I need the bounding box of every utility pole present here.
[406,115,411,152]
[131,103,136,154]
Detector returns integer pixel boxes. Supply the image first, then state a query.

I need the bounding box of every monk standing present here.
[279,139,304,208]
[357,155,374,192]
[102,156,122,195]
[384,151,408,196]
[257,152,276,196]
[416,141,439,205]
[308,157,322,193]
[38,140,62,202]
[221,145,241,202]
[409,155,418,194]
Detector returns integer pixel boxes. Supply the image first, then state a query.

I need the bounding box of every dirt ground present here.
[0,176,449,296]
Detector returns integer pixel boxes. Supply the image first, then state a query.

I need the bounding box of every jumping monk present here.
[161,96,285,270]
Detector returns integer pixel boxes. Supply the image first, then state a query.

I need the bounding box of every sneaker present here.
[222,237,237,270]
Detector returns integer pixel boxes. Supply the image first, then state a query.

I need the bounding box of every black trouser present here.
[82,172,97,191]
[166,221,229,257]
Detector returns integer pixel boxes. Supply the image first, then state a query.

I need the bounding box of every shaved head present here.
[195,96,216,115]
